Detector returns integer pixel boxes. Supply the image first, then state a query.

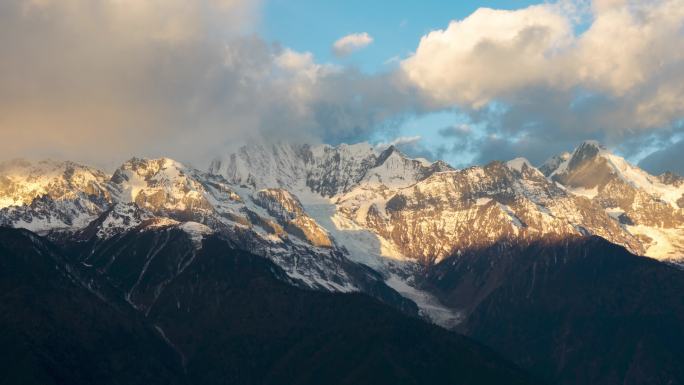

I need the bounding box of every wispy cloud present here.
[375,135,422,150]
[332,32,374,57]
[438,124,472,137]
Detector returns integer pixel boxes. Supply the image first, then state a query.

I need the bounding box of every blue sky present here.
[262,0,537,73]
[260,1,539,166]
[257,0,635,169]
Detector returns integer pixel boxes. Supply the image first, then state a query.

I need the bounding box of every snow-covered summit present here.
[109,157,213,217]
[209,142,312,191]
[539,152,571,176]
[210,142,452,197]
[2,140,684,328]
[506,157,534,173]
[548,141,684,208]
[361,146,452,189]
[0,159,110,209]
[544,141,684,260]
[0,159,111,233]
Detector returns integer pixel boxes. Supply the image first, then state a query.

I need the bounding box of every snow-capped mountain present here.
[0,156,415,320]
[543,140,684,260]
[209,142,452,194]
[209,142,463,326]
[0,159,110,208]
[208,142,379,195]
[209,140,682,265]
[212,142,658,267]
[336,158,643,265]
[2,140,683,329]
[0,159,110,232]
[103,157,409,297]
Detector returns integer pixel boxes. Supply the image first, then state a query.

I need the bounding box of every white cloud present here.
[333,32,374,57]
[375,136,422,150]
[401,5,572,107]
[401,0,684,133]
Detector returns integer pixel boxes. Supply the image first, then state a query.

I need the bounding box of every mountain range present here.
[1,140,684,384]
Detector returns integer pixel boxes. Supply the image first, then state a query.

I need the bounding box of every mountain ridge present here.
[3,140,684,384]
[1,140,684,327]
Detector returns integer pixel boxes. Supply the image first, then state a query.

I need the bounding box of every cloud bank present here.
[1,0,684,174]
[0,1,408,168]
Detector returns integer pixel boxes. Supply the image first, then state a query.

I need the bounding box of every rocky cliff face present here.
[253,188,332,248]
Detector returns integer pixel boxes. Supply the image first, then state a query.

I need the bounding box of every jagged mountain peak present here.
[209,142,321,191]
[375,145,404,164]
[0,159,111,233]
[0,158,110,207]
[430,159,455,172]
[482,160,519,177]
[210,141,457,197]
[505,158,549,182]
[565,140,610,170]
[541,140,684,260]
[539,152,571,176]
[547,140,621,185]
[506,157,533,172]
[540,141,611,179]
[74,202,154,240]
[114,157,188,178]
[110,157,197,200]
[548,140,680,196]
[108,156,216,220]
[209,141,380,195]
[311,142,378,157]
[361,145,446,189]
[575,139,606,152]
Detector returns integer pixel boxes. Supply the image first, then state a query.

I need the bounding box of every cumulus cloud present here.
[401,0,684,162]
[333,32,374,57]
[401,5,573,107]
[402,1,684,113]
